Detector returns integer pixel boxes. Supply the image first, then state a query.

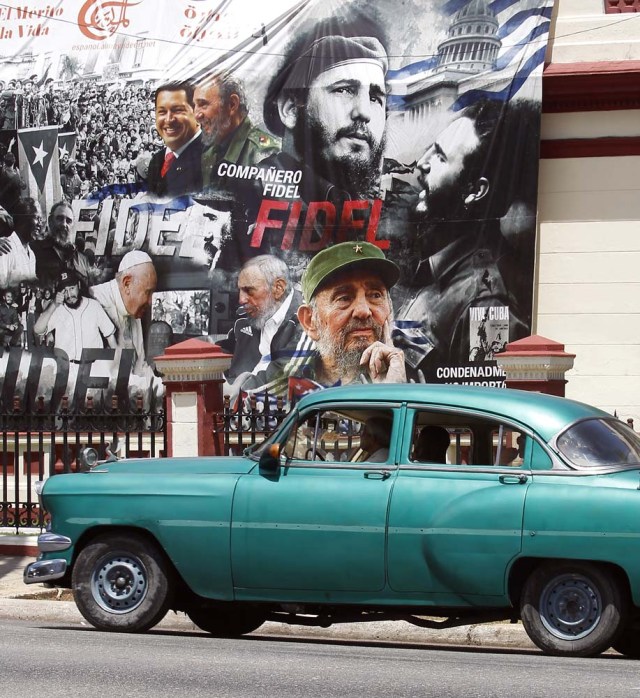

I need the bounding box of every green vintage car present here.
[24,384,640,657]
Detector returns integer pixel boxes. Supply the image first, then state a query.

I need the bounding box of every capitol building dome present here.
[436,0,501,74]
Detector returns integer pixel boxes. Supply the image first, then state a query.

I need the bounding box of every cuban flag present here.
[387,0,553,112]
[17,126,61,216]
[58,131,77,163]
[450,0,554,109]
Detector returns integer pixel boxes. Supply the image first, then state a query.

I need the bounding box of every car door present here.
[387,405,530,598]
[231,404,398,595]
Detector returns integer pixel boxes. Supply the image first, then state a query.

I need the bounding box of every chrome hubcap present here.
[540,573,601,640]
[91,554,148,614]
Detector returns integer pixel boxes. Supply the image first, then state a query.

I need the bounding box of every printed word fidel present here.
[251,199,388,252]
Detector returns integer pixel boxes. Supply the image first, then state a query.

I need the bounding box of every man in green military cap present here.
[194,72,280,190]
[285,241,406,388]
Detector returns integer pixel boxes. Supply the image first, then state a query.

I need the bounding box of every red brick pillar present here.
[495,335,576,397]
[154,338,232,456]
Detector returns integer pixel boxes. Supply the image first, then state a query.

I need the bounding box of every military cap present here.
[302,241,399,304]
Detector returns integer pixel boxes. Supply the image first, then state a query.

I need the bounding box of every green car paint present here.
[28,384,640,653]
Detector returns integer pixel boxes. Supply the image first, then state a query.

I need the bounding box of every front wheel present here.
[72,533,173,632]
[520,561,625,657]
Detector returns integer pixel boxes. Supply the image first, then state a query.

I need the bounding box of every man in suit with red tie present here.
[146,81,203,198]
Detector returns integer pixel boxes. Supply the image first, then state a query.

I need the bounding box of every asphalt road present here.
[2,618,639,698]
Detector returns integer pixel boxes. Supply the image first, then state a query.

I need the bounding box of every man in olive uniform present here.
[193,72,280,191]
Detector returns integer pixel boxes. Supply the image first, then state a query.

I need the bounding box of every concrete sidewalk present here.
[0,549,537,650]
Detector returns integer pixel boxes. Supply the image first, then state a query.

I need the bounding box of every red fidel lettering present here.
[250,198,388,251]
[366,199,387,249]
[250,200,289,248]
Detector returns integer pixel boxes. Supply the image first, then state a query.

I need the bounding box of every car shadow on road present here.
[36,622,551,657]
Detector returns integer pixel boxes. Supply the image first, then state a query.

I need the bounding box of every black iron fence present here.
[216,393,290,456]
[1,394,165,531]
[4,384,638,533]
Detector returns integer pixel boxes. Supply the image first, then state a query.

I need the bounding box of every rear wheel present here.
[72,533,173,632]
[520,561,625,657]
[186,604,265,637]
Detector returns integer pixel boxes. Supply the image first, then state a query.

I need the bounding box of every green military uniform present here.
[201,117,280,189]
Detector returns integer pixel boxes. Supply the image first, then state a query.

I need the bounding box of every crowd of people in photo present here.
[0,76,162,200]
[0,77,164,354]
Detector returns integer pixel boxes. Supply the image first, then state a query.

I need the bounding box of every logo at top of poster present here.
[78,0,142,41]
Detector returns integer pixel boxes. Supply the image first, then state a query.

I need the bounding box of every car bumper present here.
[23,533,73,585]
[24,558,68,584]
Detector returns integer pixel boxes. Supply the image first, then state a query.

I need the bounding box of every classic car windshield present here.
[556,418,640,467]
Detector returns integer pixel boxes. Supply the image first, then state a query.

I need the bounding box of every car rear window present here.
[556,418,640,467]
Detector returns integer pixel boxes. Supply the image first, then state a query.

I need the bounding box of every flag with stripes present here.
[17,126,61,216]
[58,132,77,163]
[386,0,553,111]
[450,0,553,109]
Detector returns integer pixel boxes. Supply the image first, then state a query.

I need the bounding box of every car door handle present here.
[499,474,528,485]
[364,470,391,480]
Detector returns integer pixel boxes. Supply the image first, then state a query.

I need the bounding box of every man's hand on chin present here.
[359,341,406,383]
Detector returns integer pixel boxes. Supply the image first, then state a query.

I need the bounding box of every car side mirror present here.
[259,444,281,474]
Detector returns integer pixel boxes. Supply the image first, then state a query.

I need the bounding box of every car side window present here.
[410,410,529,468]
[412,424,461,464]
[491,425,526,466]
[282,408,394,464]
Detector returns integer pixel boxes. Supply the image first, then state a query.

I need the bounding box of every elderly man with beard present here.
[0,200,98,289]
[261,31,388,204]
[216,254,303,399]
[33,269,116,361]
[285,241,405,391]
[396,99,534,377]
[193,72,279,190]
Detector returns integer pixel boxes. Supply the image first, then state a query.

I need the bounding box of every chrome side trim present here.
[24,559,67,584]
[38,532,72,553]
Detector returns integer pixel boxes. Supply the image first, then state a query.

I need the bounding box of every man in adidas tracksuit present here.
[216,254,302,399]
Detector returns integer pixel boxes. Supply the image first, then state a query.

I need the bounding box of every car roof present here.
[296,384,612,442]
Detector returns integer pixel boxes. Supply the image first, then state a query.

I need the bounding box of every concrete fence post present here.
[495,335,575,397]
[154,338,232,457]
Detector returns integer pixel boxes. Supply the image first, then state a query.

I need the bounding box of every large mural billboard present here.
[0,0,554,410]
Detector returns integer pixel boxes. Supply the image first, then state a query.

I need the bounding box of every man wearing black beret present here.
[261,32,389,204]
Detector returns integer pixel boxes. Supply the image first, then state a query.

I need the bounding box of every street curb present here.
[0,535,39,557]
[0,597,537,650]
[0,543,39,556]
